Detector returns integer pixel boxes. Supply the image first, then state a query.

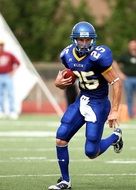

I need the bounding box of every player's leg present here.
[48,100,85,190]
[84,98,122,158]
[96,98,123,155]
[85,125,123,158]
[0,74,7,118]
[99,128,123,154]
[84,98,110,158]
[85,121,103,158]
[6,75,18,119]
[0,75,5,116]
[0,75,4,114]
[56,104,85,182]
[6,75,14,111]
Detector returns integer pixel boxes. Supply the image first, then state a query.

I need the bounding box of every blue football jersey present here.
[60,44,113,99]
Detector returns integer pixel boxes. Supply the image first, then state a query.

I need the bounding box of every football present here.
[64,69,77,84]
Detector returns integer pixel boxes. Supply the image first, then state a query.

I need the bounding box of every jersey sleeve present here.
[97,45,113,73]
[59,47,69,68]
[60,44,74,68]
[60,53,68,68]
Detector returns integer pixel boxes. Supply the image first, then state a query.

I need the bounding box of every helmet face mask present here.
[70,21,97,55]
[74,38,94,55]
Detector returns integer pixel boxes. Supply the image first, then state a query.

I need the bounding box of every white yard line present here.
[106,160,136,164]
[0,147,82,152]
[130,147,136,150]
[0,148,55,152]
[0,157,136,164]
[0,120,135,128]
[0,131,84,137]
[0,131,56,137]
[0,158,92,162]
[0,173,136,178]
[0,120,59,127]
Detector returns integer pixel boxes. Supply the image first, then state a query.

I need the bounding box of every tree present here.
[105,0,136,58]
[0,0,94,62]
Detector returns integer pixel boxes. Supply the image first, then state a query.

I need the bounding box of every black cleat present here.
[113,128,123,153]
[57,177,63,183]
[48,180,71,190]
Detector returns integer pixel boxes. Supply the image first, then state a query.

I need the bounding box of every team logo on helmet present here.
[79,31,89,37]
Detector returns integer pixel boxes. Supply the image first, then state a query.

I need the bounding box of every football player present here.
[48,21,123,190]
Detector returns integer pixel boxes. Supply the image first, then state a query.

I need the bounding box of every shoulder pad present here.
[90,45,112,60]
[94,45,112,53]
[90,45,113,67]
[60,44,73,59]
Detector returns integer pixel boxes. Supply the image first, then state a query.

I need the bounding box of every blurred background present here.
[0,0,136,119]
[0,1,136,190]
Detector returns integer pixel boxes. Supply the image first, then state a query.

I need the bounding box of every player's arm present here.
[102,66,122,128]
[54,69,73,89]
[112,60,126,80]
[56,45,74,89]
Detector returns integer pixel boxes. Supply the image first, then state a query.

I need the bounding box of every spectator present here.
[117,40,136,118]
[0,40,20,119]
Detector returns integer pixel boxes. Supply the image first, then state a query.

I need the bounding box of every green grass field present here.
[0,114,136,190]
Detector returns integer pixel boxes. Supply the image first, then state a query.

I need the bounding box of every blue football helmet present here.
[70,21,97,55]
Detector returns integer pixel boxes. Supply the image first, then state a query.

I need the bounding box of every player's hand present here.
[54,70,73,89]
[107,111,119,128]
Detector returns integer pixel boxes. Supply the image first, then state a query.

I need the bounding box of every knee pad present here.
[87,133,98,142]
[56,124,69,140]
[85,140,99,159]
[86,123,102,143]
